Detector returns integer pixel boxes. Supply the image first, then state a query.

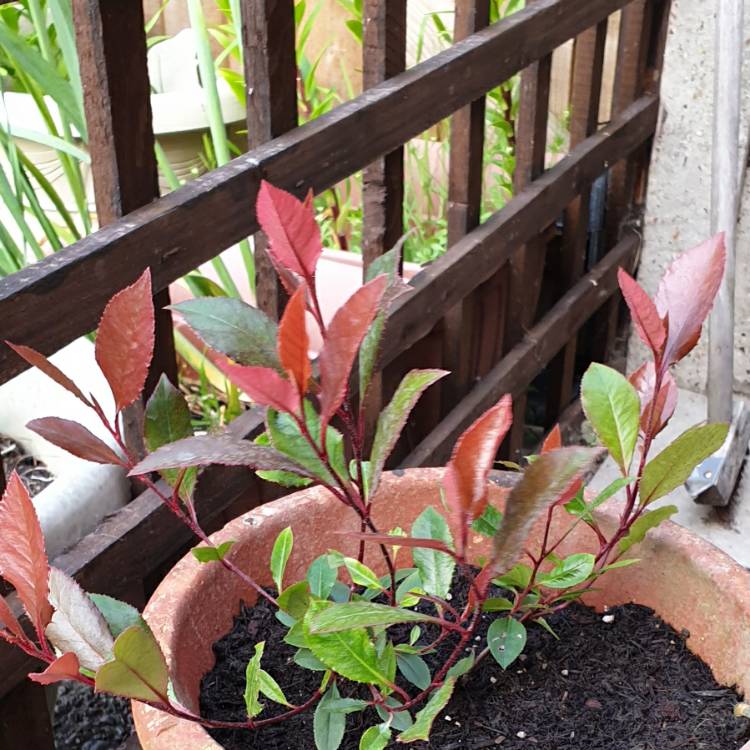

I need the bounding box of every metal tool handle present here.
[708,0,744,423]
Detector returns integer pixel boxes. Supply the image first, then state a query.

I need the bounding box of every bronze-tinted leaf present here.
[443,396,513,544]
[29,652,81,685]
[256,181,322,279]
[6,343,91,407]
[492,447,602,576]
[27,418,124,465]
[629,362,678,436]
[278,284,311,397]
[0,593,24,640]
[0,472,52,632]
[220,363,300,414]
[617,268,666,361]
[130,434,309,476]
[654,234,725,365]
[95,269,155,412]
[319,276,388,427]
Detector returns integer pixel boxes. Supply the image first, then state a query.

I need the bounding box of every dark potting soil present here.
[200,582,748,750]
[53,681,133,749]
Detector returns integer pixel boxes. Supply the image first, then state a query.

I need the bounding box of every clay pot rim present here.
[132,468,750,750]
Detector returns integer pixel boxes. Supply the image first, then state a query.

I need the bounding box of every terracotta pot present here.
[133,469,750,748]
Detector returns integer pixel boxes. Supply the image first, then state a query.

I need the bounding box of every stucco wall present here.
[632,0,750,395]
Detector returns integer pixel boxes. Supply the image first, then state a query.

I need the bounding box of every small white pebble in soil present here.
[475,635,481,641]
[490,676,497,684]
[455,721,461,727]
[444,715,452,722]
[446,593,453,600]
[561,669,569,676]
[602,614,615,624]
[570,731,575,739]
[516,731,527,739]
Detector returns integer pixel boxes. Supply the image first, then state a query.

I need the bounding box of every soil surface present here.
[53,681,133,750]
[201,584,748,750]
[1,434,54,496]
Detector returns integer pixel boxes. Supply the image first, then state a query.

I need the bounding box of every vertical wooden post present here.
[362,0,406,271]
[243,0,298,320]
[503,3,552,458]
[73,0,177,447]
[591,0,657,364]
[361,0,407,444]
[441,0,490,411]
[545,19,608,423]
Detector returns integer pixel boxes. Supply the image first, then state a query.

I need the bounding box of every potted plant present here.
[1,183,748,749]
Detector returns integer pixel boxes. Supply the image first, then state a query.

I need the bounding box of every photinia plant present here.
[0,184,728,747]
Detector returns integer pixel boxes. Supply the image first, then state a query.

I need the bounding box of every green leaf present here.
[487,617,527,670]
[619,505,678,553]
[87,595,145,640]
[266,405,347,485]
[447,653,475,678]
[95,625,169,702]
[191,541,235,563]
[493,564,533,591]
[539,553,595,589]
[314,684,346,750]
[303,602,395,688]
[369,370,448,496]
[284,620,308,648]
[639,423,729,503]
[409,626,421,645]
[411,507,455,598]
[359,723,391,750]
[270,527,293,593]
[307,555,338,599]
[397,653,431,690]
[535,617,559,640]
[244,642,265,718]
[144,375,196,496]
[173,298,281,370]
[324,697,370,714]
[341,558,384,591]
[259,669,291,707]
[395,570,424,605]
[471,505,503,537]
[482,597,514,612]
[376,697,413,730]
[308,601,431,634]
[294,648,328,671]
[397,677,456,742]
[254,431,312,488]
[278,581,311,620]
[581,363,640,472]
[599,558,640,573]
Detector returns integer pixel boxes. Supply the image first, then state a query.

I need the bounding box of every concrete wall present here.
[632,0,750,395]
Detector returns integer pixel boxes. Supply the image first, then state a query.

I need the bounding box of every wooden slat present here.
[361,0,407,444]
[73,0,177,399]
[545,19,608,423]
[503,2,553,458]
[0,0,637,385]
[362,0,407,270]
[379,94,658,368]
[441,0,491,411]
[402,231,640,466]
[243,0,298,320]
[590,0,653,364]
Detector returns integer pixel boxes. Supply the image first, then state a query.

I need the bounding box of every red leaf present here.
[443,396,513,548]
[256,181,322,280]
[318,275,388,426]
[278,284,311,397]
[541,424,562,453]
[220,363,300,414]
[654,234,726,365]
[0,594,24,640]
[6,343,92,407]
[0,472,52,633]
[29,652,80,685]
[95,269,155,412]
[629,362,678,435]
[617,268,666,361]
[27,418,124,465]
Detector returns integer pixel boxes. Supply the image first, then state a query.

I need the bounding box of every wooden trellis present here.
[0,0,671,744]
